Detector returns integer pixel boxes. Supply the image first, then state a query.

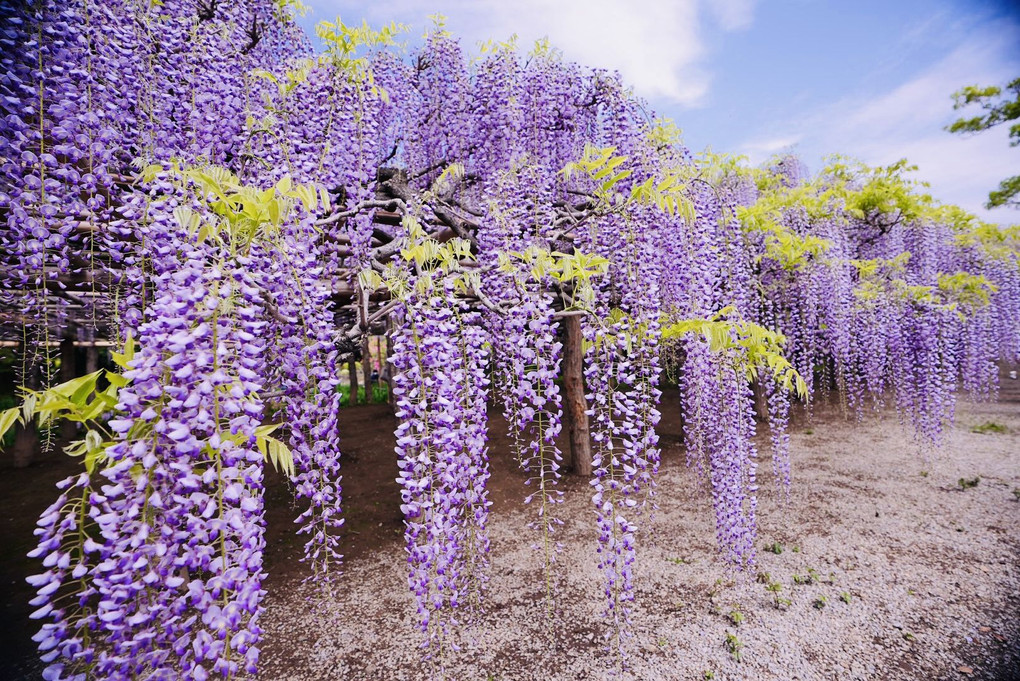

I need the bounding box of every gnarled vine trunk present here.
[562,315,591,476]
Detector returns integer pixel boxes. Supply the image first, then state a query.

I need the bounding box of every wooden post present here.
[348,359,359,407]
[562,315,592,476]
[385,328,395,408]
[85,345,99,375]
[361,335,372,404]
[12,424,38,468]
[60,337,76,383]
[751,378,769,422]
[59,336,78,443]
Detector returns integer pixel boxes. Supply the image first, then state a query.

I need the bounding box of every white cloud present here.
[309,0,757,106]
[707,0,756,31]
[739,135,803,164]
[475,0,709,103]
[738,26,1020,223]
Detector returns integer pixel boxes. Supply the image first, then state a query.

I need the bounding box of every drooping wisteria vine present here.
[2,3,1019,678]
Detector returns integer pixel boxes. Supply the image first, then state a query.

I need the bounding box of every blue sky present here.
[296,0,1020,223]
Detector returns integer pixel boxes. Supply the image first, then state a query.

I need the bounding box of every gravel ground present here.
[258,388,1020,681]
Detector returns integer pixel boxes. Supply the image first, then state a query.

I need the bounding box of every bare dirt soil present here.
[2,370,1018,680]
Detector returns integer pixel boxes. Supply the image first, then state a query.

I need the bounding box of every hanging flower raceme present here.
[666,309,807,569]
[484,289,565,597]
[375,222,493,658]
[476,164,569,596]
[264,209,345,585]
[561,147,681,660]
[391,286,492,659]
[23,240,270,679]
[0,0,83,346]
[26,471,97,681]
[21,163,337,679]
[93,244,269,679]
[582,249,663,659]
[893,298,960,451]
[583,314,642,652]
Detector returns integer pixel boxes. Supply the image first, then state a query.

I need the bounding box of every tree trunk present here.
[348,359,359,407]
[361,336,372,404]
[85,345,99,375]
[752,378,769,422]
[11,424,38,468]
[562,315,591,476]
[384,328,395,408]
[59,336,78,443]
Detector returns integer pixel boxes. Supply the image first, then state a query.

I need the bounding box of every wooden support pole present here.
[361,335,372,404]
[12,425,38,469]
[59,336,78,443]
[85,345,99,374]
[751,378,769,422]
[562,315,592,476]
[385,321,396,408]
[348,359,359,407]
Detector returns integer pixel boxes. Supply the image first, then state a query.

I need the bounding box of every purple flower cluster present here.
[391,288,491,659]
[0,0,89,343]
[487,294,566,587]
[577,211,663,656]
[26,472,95,681]
[475,165,569,595]
[264,211,344,584]
[26,202,270,678]
[678,337,759,567]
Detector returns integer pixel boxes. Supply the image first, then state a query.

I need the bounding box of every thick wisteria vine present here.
[2,3,1019,678]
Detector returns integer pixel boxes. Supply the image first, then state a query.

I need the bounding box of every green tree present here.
[946,77,1020,209]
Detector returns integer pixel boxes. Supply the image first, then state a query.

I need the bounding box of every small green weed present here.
[339,383,390,406]
[839,591,852,604]
[760,572,789,609]
[970,421,1007,434]
[793,569,819,586]
[813,596,827,610]
[727,609,744,626]
[707,577,733,599]
[724,631,743,661]
[766,542,783,555]
[958,476,980,490]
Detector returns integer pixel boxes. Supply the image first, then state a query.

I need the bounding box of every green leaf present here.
[111,336,136,370]
[84,443,111,475]
[21,393,37,424]
[49,372,101,402]
[256,424,295,477]
[252,69,278,84]
[0,407,21,444]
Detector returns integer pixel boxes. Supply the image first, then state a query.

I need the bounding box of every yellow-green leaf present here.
[0,407,21,443]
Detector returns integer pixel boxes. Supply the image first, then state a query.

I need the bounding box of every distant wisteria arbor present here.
[1,1,1019,678]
